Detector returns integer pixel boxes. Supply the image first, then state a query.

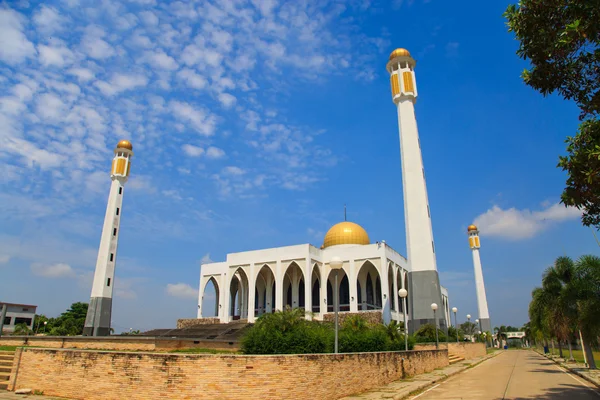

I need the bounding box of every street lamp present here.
[452,307,458,343]
[431,303,439,349]
[398,288,408,351]
[43,321,47,334]
[475,319,480,342]
[330,256,344,354]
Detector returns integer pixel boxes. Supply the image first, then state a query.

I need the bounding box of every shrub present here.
[413,323,447,343]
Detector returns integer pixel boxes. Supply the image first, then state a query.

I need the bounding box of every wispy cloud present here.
[166,283,198,299]
[473,202,582,239]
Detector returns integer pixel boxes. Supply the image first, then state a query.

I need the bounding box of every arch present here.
[283,262,305,310]
[388,263,395,312]
[404,271,409,315]
[327,268,349,312]
[357,260,382,310]
[396,268,404,313]
[201,277,220,317]
[255,264,275,315]
[311,263,321,313]
[229,268,249,320]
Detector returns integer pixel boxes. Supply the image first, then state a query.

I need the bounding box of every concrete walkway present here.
[411,350,600,399]
[342,351,500,400]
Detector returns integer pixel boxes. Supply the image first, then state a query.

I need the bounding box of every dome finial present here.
[389,48,411,60]
[468,224,478,232]
[116,140,133,151]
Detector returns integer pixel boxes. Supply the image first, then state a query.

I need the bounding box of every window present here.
[14,317,32,326]
[107,278,111,287]
[3,317,11,325]
[110,253,114,262]
[116,207,120,216]
[119,187,122,195]
[432,241,435,253]
[422,168,425,178]
[22,308,29,311]
[427,205,430,217]
[113,228,117,236]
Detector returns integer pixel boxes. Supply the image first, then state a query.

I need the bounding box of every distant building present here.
[0,302,37,333]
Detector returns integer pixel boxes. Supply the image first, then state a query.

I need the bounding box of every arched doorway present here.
[255,264,275,315]
[311,263,320,314]
[229,268,249,321]
[283,262,305,310]
[201,277,219,317]
[327,269,349,312]
[357,261,382,310]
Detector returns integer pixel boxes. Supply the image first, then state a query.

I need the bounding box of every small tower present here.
[467,225,491,334]
[387,48,444,332]
[83,140,133,336]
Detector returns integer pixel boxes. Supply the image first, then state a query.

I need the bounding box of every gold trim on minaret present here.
[390,74,400,97]
[403,72,414,93]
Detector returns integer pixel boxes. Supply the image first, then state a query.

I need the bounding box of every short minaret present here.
[387,48,444,332]
[467,225,491,334]
[83,140,133,336]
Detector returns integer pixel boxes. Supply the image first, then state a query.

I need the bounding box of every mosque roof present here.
[322,221,370,248]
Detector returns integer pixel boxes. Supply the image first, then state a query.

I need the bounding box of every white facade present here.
[198,238,450,328]
[0,302,37,333]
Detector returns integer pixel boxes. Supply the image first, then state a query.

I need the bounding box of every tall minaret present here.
[467,225,491,333]
[387,48,444,332]
[83,140,133,336]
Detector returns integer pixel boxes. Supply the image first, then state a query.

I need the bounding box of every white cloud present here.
[201,253,213,264]
[0,255,10,265]
[218,93,236,108]
[177,68,207,90]
[144,49,178,70]
[95,73,148,96]
[38,44,75,67]
[33,5,64,34]
[139,10,158,26]
[473,202,582,239]
[0,8,36,65]
[205,146,225,159]
[31,262,75,278]
[170,100,216,136]
[182,144,204,157]
[81,35,114,59]
[223,166,245,176]
[166,283,198,299]
[36,93,68,121]
[67,67,95,82]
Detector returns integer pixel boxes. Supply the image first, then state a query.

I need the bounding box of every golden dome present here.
[468,224,478,232]
[116,140,133,151]
[389,48,411,60]
[323,221,370,248]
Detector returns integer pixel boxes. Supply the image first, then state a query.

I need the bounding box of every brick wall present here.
[448,342,486,359]
[177,318,220,328]
[9,347,448,400]
[0,336,239,352]
[322,311,383,325]
[414,342,485,360]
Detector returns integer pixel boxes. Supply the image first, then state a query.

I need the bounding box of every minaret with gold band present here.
[83,140,133,336]
[467,224,491,334]
[387,48,444,332]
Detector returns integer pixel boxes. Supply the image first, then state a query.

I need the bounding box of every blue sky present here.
[0,0,597,333]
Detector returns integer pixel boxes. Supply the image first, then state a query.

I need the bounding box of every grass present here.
[545,347,600,364]
[0,345,18,351]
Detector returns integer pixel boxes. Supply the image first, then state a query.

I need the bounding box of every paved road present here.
[413,350,600,400]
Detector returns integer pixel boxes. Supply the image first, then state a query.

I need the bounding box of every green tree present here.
[12,323,32,336]
[413,323,447,343]
[494,326,506,348]
[460,321,477,338]
[504,1,600,229]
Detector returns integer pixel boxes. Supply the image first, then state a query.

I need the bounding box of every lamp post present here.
[452,307,458,343]
[431,303,439,349]
[475,319,480,342]
[399,288,408,351]
[43,321,47,334]
[330,256,343,354]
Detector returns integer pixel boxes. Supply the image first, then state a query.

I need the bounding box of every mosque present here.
[197,48,452,333]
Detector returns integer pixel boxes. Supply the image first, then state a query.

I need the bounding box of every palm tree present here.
[494,325,507,348]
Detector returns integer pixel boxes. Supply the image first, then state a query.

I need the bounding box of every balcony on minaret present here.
[387,48,418,103]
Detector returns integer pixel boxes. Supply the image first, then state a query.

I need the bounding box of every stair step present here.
[0,367,10,373]
[0,373,10,381]
[0,382,8,391]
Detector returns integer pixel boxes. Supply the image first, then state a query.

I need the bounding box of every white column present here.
[349,259,358,312]
[197,275,207,318]
[393,267,400,320]
[248,264,256,322]
[381,259,391,324]
[304,259,312,320]
[320,265,328,316]
[275,260,284,312]
[472,248,490,320]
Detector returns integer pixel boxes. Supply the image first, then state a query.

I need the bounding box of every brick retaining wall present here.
[177,318,220,328]
[8,347,448,399]
[414,342,485,359]
[0,336,239,352]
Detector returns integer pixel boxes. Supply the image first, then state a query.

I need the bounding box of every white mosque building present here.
[197,47,452,331]
[198,221,451,328]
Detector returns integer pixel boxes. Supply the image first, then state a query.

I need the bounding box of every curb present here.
[535,351,600,389]
[394,351,502,400]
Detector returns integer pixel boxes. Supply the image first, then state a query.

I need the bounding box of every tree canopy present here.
[505,0,600,229]
[35,302,89,336]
